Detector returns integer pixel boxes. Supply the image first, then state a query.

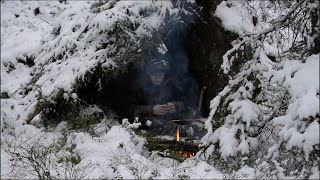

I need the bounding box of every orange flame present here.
[175,126,197,158]
[176,126,180,142]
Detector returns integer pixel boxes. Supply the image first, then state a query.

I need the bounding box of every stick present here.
[146,138,199,152]
[198,86,207,111]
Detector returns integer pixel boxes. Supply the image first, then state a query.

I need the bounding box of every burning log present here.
[146,138,199,152]
[145,125,202,160]
[170,118,207,138]
[143,118,206,160]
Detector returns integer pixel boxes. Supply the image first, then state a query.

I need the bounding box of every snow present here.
[1,117,227,179]
[205,0,319,178]
[1,0,318,179]
[283,55,319,119]
[271,55,319,160]
[188,161,223,179]
[221,38,248,73]
[229,99,261,130]
[218,126,239,158]
[0,63,33,95]
[309,167,320,180]
[237,135,250,155]
[0,149,11,179]
[1,1,225,179]
[1,30,42,60]
[215,1,256,35]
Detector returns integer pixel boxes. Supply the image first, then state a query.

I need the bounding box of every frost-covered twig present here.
[110,142,150,179]
[244,0,306,38]
[3,129,97,179]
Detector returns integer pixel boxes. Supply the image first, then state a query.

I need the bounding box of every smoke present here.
[127,0,201,118]
[77,1,201,119]
[159,1,200,108]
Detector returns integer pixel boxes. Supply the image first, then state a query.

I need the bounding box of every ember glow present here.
[176,151,195,158]
[175,125,196,158]
[176,125,180,142]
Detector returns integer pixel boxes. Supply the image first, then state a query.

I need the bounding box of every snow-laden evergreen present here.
[201,0,319,179]
[1,1,224,179]
[1,0,194,124]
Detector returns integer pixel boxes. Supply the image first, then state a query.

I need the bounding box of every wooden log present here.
[146,138,199,152]
[170,118,206,126]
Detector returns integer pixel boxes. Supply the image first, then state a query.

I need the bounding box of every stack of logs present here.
[146,137,200,158]
[145,119,206,159]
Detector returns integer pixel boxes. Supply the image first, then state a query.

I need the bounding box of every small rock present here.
[34,7,40,16]
[1,92,9,99]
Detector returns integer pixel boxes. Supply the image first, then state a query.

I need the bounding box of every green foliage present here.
[209,149,253,174]
[228,43,254,77]
[39,89,104,136]
[57,153,81,165]
[41,96,81,128]
[55,132,82,165]
[211,112,228,129]
[67,113,101,136]
[76,63,123,91]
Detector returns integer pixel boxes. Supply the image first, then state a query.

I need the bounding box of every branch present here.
[221,38,249,74]
[243,0,306,38]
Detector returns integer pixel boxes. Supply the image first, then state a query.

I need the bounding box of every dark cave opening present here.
[76,1,232,120]
[76,55,201,121]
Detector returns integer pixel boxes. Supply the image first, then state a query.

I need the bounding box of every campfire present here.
[175,125,196,158]
[145,118,205,160]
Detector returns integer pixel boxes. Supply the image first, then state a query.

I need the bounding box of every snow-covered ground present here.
[0,1,226,179]
[0,119,226,179]
[1,1,319,179]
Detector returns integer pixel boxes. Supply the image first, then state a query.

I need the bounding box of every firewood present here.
[145,138,199,152]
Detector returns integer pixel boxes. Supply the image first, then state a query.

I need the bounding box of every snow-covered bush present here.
[2,1,213,179]
[1,123,96,179]
[1,0,198,127]
[201,0,319,178]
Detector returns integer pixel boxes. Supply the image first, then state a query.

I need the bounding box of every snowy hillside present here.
[1,0,319,179]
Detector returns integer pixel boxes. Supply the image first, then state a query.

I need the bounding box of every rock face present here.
[186,13,232,117]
